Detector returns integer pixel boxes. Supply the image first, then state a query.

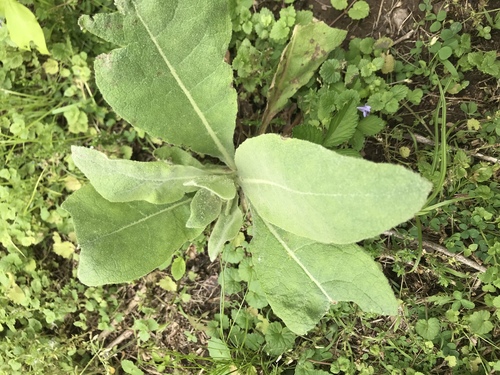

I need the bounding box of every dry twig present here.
[384,230,487,273]
[408,133,500,164]
[98,285,147,344]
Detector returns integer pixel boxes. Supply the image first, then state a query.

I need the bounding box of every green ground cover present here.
[0,0,499,374]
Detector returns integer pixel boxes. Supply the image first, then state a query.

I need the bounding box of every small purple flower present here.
[357,104,371,117]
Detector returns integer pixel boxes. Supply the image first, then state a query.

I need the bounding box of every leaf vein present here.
[82,199,190,246]
[264,220,335,303]
[243,178,376,197]
[131,0,233,166]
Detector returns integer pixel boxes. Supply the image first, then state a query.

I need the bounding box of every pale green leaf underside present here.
[79,0,237,167]
[236,134,432,244]
[250,215,398,335]
[183,175,237,201]
[71,146,208,204]
[153,145,204,169]
[208,200,243,261]
[62,185,203,286]
[186,189,222,228]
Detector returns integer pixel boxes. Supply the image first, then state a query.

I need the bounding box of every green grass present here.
[0,0,499,374]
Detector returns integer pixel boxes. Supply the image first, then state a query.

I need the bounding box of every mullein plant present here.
[63,0,432,335]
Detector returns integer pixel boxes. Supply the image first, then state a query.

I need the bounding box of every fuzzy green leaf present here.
[236,134,432,244]
[1,0,49,54]
[208,200,243,261]
[183,175,237,201]
[250,216,398,335]
[262,21,347,129]
[79,0,237,167]
[62,185,202,286]
[186,189,222,228]
[71,146,208,204]
[153,145,204,169]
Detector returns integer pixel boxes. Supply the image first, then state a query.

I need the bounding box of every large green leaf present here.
[235,134,432,244]
[79,0,237,168]
[250,215,398,335]
[71,146,209,204]
[261,22,347,131]
[62,185,203,285]
[0,0,49,54]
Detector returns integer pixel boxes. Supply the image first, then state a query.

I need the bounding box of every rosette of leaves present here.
[64,0,432,335]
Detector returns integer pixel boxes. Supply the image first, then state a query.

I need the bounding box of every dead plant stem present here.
[408,133,500,164]
[384,230,487,273]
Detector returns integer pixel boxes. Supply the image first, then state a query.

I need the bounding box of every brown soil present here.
[309,0,423,39]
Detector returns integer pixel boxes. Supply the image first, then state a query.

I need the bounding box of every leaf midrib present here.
[243,178,378,198]
[264,219,336,304]
[131,0,235,168]
[82,199,190,246]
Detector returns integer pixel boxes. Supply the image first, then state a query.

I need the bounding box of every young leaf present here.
[415,318,441,340]
[121,360,142,375]
[467,311,494,335]
[207,338,231,360]
[208,200,243,261]
[79,0,237,167]
[261,22,347,131]
[235,134,432,244]
[183,175,237,201]
[62,185,203,286]
[153,145,204,169]
[250,215,398,335]
[71,146,209,204]
[186,189,222,229]
[322,98,358,147]
[264,322,296,356]
[317,89,338,124]
[348,1,370,20]
[0,0,49,54]
[171,257,186,281]
[330,0,348,10]
[357,115,386,136]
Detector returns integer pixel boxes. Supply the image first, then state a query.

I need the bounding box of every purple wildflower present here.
[356,104,371,117]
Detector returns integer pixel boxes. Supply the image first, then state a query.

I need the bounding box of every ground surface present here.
[103,0,499,369]
[3,1,499,374]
